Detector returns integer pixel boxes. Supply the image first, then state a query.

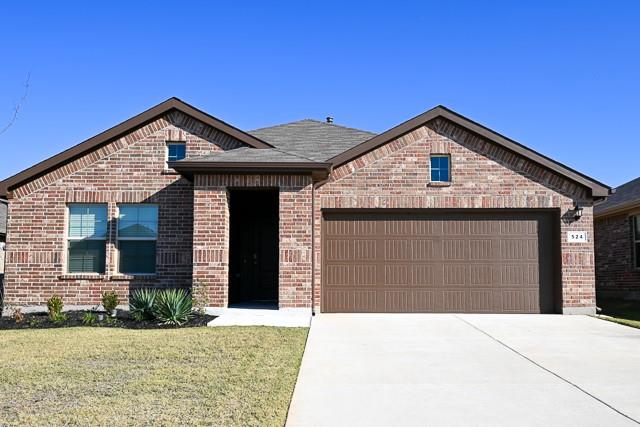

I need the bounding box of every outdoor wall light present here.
[573,202,583,220]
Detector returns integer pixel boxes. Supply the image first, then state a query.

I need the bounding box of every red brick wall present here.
[192,174,312,309]
[315,118,596,312]
[595,213,640,299]
[3,111,598,313]
[4,111,243,307]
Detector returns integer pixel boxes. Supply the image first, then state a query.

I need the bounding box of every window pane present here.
[68,240,105,273]
[635,216,640,241]
[441,167,449,181]
[118,205,158,238]
[119,241,156,274]
[167,143,186,161]
[68,204,107,238]
[430,156,450,182]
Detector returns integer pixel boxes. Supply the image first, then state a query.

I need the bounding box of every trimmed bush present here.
[47,295,64,320]
[101,291,119,316]
[130,289,157,321]
[153,289,193,326]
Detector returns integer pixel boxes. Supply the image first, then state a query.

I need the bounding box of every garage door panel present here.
[384,290,436,312]
[322,211,556,313]
[324,289,377,312]
[469,290,493,312]
[325,239,377,261]
[326,264,376,286]
[469,264,495,286]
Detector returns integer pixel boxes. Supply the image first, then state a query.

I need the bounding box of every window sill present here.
[59,274,107,280]
[110,274,157,281]
[428,182,452,187]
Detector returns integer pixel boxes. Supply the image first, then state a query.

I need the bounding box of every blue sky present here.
[1,1,638,187]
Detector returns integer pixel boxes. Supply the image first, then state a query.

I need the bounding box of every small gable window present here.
[166,142,186,162]
[430,155,450,183]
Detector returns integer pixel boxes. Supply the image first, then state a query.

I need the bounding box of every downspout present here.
[310,170,332,317]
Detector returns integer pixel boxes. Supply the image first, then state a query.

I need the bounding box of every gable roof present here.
[0,97,272,197]
[0,99,611,200]
[594,176,640,217]
[328,106,610,198]
[248,119,376,161]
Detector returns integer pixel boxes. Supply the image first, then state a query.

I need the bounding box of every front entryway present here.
[229,189,279,306]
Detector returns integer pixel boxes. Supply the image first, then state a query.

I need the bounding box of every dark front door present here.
[229,190,279,305]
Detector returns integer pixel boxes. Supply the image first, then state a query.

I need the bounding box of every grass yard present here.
[0,327,308,427]
[596,298,640,329]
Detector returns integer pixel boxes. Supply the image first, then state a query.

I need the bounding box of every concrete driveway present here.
[286,314,640,427]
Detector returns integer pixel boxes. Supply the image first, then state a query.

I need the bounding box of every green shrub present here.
[153,289,192,326]
[28,316,41,328]
[101,291,119,315]
[82,312,98,326]
[130,289,157,321]
[47,295,64,320]
[51,312,68,325]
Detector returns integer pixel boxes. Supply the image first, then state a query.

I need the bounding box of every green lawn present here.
[0,327,308,427]
[595,298,640,329]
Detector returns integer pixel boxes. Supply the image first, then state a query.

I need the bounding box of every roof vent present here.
[326,116,334,124]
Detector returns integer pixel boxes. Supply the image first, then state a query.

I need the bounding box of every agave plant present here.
[130,289,158,321]
[153,289,193,326]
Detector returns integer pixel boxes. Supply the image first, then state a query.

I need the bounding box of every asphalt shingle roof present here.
[595,176,640,215]
[248,119,376,161]
[187,147,318,163]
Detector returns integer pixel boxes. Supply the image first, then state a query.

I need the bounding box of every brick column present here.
[192,175,230,307]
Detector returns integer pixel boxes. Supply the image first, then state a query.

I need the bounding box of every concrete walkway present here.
[287,314,640,427]
[206,307,311,327]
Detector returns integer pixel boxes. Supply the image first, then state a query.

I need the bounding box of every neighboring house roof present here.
[0,98,611,199]
[0,199,7,236]
[594,176,640,218]
[0,97,272,197]
[248,119,376,161]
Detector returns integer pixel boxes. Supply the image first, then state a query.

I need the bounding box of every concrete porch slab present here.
[206,307,311,327]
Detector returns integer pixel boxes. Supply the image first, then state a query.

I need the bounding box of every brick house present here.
[594,177,640,300]
[0,98,610,315]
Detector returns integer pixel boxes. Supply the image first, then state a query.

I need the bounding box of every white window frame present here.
[165,141,186,168]
[430,154,451,183]
[116,204,158,275]
[66,203,108,274]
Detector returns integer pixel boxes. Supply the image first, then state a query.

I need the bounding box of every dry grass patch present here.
[0,327,308,426]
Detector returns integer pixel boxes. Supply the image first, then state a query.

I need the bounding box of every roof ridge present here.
[614,175,640,190]
[249,118,376,135]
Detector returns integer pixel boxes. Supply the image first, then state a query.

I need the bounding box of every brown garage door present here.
[322,211,556,313]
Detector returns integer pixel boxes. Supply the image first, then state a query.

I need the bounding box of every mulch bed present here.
[0,310,216,330]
